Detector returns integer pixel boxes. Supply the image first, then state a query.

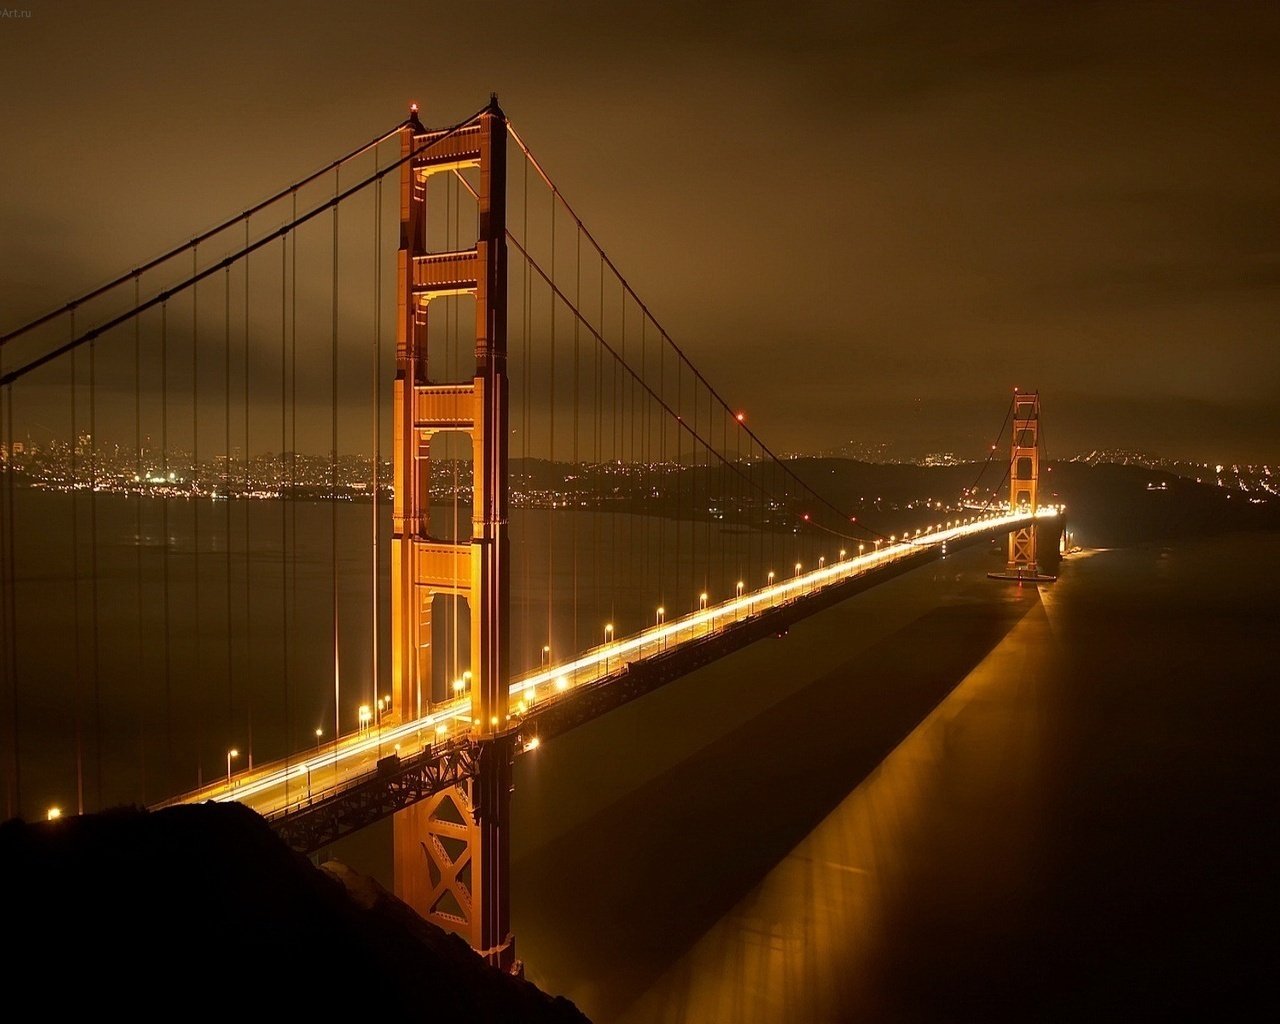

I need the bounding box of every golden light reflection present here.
[615,594,1056,1024]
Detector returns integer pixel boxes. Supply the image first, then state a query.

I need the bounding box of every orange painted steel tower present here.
[390,97,515,971]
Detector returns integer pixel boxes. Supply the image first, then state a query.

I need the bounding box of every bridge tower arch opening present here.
[390,97,515,971]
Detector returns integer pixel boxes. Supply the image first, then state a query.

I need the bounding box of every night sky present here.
[1,1,1276,460]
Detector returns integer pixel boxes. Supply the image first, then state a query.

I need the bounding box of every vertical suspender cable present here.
[69,314,84,814]
[572,226,580,664]
[89,325,102,806]
[547,195,555,655]
[448,176,459,690]
[135,278,146,800]
[280,233,290,801]
[520,156,530,674]
[640,314,648,615]
[658,320,665,609]
[674,358,681,615]
[1,345,16,816]
[290,194,298,736]
[223,266,234,767]
[161,299,173,792]
[243,218,253,768]
[332,170,341,755]
[593,252,601,655]
[192,249,202,787]
[372,155,381,716]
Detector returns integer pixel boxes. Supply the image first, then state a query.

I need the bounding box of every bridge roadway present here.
[159,508,1059,839]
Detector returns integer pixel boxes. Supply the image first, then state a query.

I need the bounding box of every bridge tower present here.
[390,97,515,970]
[1006,390,1040,575]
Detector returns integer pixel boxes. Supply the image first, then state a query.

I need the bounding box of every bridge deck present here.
[162,509,1058,849]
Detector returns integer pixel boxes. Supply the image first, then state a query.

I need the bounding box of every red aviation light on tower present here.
[736,412,745,422]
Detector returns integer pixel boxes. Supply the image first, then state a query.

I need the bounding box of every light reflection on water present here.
[614,591,1054,1023]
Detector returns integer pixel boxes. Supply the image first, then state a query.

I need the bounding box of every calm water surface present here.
[5,487,1275,1019]
[508,532,1278,1021]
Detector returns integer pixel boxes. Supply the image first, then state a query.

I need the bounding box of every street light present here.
[699,592,708,611]
[358,705,372,733]
[794,562,802,577]
[47,806,61,821]
[839,549,846,561]
[656,606,665,627]
[452,678,465,700]
[736,580,745,598]
[314,727,322,752]
[604,624,613,673]
[768,570,775,587]
[541,644,551,668]
[818,556,825,569]
[226,748,239,790]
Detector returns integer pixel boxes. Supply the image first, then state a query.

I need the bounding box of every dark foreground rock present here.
[0,802,590,1021]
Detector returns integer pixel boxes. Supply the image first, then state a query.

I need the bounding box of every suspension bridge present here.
[0,97,1060,972]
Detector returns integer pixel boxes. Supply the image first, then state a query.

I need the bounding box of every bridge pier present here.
[393,736,515,970]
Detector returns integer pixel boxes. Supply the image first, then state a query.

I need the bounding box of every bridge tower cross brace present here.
[390,97,515,971]
[1006,391,1040,574]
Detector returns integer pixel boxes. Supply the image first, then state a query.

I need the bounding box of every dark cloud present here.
[1,0,1277,460]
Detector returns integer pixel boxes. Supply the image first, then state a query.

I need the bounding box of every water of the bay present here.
[4,488,1275,1018]
[506,532,1278,1020]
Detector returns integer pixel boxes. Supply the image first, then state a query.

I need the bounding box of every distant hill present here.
[782,457,1279,546]
[0,803,590,1020]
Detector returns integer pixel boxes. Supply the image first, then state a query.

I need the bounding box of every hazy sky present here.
[1,1,1277,461]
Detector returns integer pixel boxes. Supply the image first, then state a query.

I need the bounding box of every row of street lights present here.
[579,527,992,670]
[80,512,1019,817]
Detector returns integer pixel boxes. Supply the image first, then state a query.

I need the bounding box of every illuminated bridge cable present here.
[967,395,1017,517]
[506,123,877,545]
[506,235,850,584]
[0,120,411,349]
[0,105,490,390]
[965,393,1014,500]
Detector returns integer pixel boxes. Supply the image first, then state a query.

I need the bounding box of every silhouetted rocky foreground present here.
[0,803,590,1020]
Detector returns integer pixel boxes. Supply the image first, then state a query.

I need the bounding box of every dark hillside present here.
[0,803,589,1020]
